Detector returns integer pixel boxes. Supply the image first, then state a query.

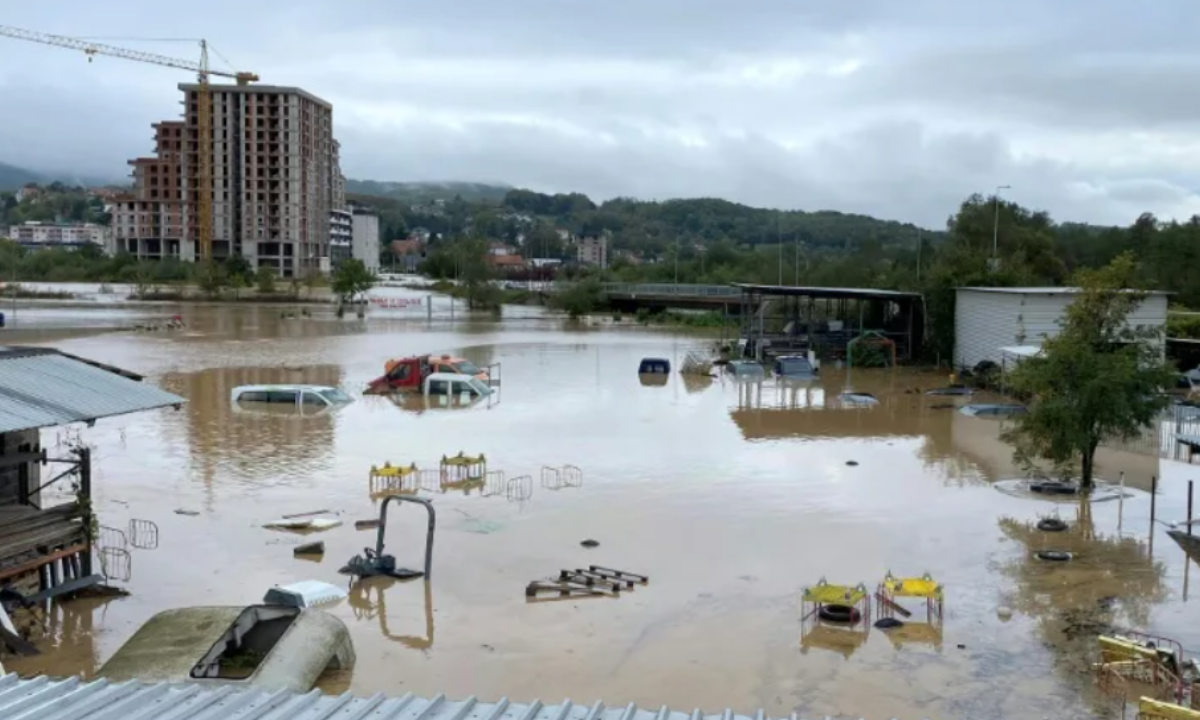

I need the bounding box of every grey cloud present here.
[3,0,1200,228]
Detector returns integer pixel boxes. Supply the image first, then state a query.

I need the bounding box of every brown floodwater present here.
[6,292,1200,720]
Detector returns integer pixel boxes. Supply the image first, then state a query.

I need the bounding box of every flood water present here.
[5,290,1200,720]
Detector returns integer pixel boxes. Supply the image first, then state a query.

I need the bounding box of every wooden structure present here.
[733,284,924,363]
[0,347,183,636]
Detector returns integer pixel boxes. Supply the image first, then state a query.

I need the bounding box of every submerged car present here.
[427,354,490,381]
[774,355,818,379]
[231,385,355,413]
[726,360,766,380]
[959,403,1027,418]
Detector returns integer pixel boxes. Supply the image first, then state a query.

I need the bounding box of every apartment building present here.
[3,221,110,251]
[112,83,341,277]
[351,208,381,273]
[577,235,608,269]
[330,209,353,265]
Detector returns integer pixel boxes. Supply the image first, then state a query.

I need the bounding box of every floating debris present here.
[294,542,325,556]
[580,539,600,548]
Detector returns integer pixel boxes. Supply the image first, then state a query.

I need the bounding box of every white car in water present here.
[231,384,355,415]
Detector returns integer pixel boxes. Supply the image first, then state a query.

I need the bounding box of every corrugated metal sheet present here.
[953,288,1169,370]
[954,289,1019,369]
[0,674,888,720]
[0,351,185,434]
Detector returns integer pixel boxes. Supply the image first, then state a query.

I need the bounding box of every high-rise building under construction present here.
[113,83,344,277]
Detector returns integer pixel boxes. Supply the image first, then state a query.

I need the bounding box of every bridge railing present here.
[546,282,741,298]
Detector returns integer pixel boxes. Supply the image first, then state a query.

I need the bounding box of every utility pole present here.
[794,237,800,286]
[916,229,922,283]
[674,235,679,284]
[777,216,782,286]
[992,184,1011,262]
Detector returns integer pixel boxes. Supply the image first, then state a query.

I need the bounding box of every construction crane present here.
[0,25,259,262]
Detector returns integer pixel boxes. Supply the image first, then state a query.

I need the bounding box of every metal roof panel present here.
[0,352,184,434]
[0,674,899,720]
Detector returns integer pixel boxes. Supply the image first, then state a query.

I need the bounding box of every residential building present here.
[488,241,517,256]
[577,235,608,269]
[330,209,352,266]
[389,237,425,273]
[953,286,1169,370]
[2,222,110,251]
[351,209,381,273]
[487,254,527,274]
[14,185,40,203]
[112,83,341,277]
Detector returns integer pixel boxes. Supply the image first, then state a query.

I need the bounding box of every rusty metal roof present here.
[0,673,885,720]
[0,348,184,434]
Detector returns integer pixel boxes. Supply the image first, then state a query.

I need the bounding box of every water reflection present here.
[997,499,1168,717]
[158,364,343,492]
[347,578,435,653]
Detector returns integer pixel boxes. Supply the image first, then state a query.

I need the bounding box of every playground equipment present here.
[875,571,945,650]
[800,579,872,657]
[340,495,435,582]
[441,452,486,490]
[1095,631,1196,708]
[369,462,419,497]
[878,571,944,621]
[1137,696,1200,719]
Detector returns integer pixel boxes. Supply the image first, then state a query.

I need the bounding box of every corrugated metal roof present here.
[958,286,1171,296]
[0,673,888,720]
[0,350,185,434]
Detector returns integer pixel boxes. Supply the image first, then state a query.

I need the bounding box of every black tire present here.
[1036,550,1072,562]
[1030,482,1079,496]
[874,617,904,629]
[1037,518,1069,532]
[819,604,862,623]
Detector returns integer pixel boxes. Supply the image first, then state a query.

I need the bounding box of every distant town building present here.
[2,221,110,252]
[577,236,608,269]
[112,83,342,277]
[351,209,381,273]
[329,209,353,266]
[487,254,528,274]
[388,237,425,273]
[488,241,517,256]
[14,185,40,203]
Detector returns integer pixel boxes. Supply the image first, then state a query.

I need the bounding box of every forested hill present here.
[344,179,511,203]
[346,183,944,256]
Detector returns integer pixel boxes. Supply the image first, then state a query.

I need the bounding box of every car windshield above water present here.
[775,356,816,377]
[231,385,355,410]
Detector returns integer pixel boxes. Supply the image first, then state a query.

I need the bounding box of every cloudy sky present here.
[3,1,1200,228]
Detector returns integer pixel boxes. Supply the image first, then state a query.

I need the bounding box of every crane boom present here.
[0,25,257,83]
[0,25,259,262]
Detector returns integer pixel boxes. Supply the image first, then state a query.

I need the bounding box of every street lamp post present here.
[674,235,679,284]
[992,184,1011,260]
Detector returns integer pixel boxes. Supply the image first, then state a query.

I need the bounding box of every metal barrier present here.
[548,282,740,298]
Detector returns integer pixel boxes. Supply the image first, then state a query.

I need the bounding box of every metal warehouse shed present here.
[953,287,1170,371]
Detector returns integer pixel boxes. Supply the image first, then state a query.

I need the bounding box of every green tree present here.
[301,266,323,298]
[1001,253,1175,489]
[552,276,606,319]
[225,255,253,286]
[255,266,277,295]
[331,258,376,304]
[455,236,500,309]
[196,261,228,298]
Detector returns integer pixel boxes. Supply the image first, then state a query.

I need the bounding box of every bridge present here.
[542,282,745,312]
